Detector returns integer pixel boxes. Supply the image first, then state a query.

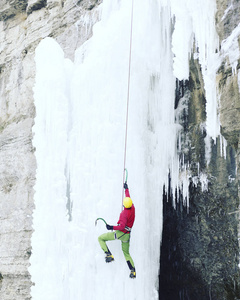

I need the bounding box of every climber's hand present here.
[124,182,128,189]
[106,224,113,230]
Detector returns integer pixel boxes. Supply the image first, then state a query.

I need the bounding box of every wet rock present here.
[160,51,240,299]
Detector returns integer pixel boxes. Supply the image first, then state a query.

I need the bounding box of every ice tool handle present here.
[124,168,128,183]
[95,218,107,226]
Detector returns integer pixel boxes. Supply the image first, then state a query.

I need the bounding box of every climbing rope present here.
[122,0,134,209]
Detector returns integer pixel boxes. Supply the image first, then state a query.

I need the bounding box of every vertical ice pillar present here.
[30,37,73,300]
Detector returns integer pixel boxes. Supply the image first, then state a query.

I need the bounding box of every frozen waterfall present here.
[29,0,219,299]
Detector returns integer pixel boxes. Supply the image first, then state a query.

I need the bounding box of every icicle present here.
[220,134,227,159]
[200,172,208,192]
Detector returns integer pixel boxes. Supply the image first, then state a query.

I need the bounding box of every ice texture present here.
[29,0,222,299]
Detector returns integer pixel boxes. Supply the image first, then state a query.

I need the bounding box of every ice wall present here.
[29,0,219,299]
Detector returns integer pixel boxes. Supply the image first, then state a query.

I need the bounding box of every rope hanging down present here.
[122,0,134,207]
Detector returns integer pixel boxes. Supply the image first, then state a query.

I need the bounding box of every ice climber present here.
[98,182,136,279]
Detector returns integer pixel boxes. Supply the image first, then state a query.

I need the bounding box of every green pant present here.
[98,230,135,268]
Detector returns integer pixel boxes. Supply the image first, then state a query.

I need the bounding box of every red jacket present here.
[113,188,135,234]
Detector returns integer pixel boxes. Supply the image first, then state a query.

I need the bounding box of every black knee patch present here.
[127,260,133,270]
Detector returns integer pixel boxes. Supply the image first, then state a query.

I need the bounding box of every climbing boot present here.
[130,268,136,279]
[105,251,114,263]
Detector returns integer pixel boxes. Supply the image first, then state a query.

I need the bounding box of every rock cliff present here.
[0,0,100,299]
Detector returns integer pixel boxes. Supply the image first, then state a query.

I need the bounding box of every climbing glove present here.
[124,182,128,189]
[106,224,113,230]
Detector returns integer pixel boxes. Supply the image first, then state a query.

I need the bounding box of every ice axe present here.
[95,217,107,226]
[124,168,128,183]
[121,168,128,210]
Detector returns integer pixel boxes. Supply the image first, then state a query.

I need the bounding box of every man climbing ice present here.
[98,182,136,279]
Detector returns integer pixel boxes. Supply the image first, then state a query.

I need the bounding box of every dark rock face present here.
[160,175,240,299]
[0,0,28,21]
[27,0,47,15]
[217,61,240,149]
[159,56,240,299]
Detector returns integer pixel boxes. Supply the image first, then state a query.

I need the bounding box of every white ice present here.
[29,0,222,299]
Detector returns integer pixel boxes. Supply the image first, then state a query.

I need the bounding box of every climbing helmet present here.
[123,197,132,208]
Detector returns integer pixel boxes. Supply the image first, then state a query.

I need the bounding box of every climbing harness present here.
[125,226,131,232]
[122,0,134,208]
[114,227,132,241]
[115,232,129,242]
